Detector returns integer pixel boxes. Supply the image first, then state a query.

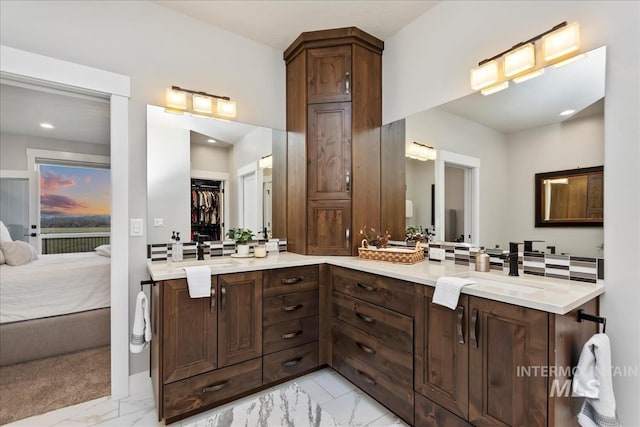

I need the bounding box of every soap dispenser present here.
[171,231,183,262]
[475,247,490,272]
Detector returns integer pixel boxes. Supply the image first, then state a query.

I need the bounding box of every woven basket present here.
[358,239,424,264]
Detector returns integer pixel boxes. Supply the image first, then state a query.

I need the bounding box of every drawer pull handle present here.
[281,356,303,367]
[202,380,230,393]
[345,72,351,95]
[281,304,303,312]
[281,277,303,284]
[356,369,376,386]
[281,330,303,339]
[355,341,375,355]
[457,306,465,345]
[355,311,375,324]
[210,286,216,313]
[471,308,479,349]
[220,285,226,312]
[356,282,377,292]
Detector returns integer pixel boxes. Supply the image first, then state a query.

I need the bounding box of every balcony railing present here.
[41,232,110,255]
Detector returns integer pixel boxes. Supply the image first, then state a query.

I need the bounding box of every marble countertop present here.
[147,252,604,315]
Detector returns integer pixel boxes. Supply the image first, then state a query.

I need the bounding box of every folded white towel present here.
[130,291,151,353]
[432,276,476,309]
[573,333,619,427]
[183,266,211,298]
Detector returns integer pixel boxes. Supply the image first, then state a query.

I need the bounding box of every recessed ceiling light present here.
[207,139,216,143]
[560,110,576,116]
[40,122,55,129]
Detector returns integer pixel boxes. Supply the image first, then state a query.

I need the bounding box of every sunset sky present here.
[40,165,110,216]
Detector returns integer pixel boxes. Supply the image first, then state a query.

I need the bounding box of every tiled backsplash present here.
[147,239,287,262]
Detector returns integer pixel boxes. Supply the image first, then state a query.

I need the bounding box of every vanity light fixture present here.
[470,21,582,94]
[406,142,437,161]
[560,109,576,116]
[207,139,217,143]
[39,122,55,129]
[164,86,237,118]
[259,154,273,169]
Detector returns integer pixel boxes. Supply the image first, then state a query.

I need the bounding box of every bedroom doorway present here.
[1,45,130,406]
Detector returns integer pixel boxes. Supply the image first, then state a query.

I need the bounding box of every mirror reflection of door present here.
[444,165,465,242]
[263,180,272,238]
[238,163,258,235]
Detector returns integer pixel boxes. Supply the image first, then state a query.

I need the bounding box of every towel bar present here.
[140,279,156,291]
[577,309,606,333]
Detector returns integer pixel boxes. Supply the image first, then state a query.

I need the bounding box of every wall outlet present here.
[130,218,144,237]
[429,247,446,261]
[154,218,163,227]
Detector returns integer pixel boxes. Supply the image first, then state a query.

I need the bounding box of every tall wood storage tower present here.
[281,27,387,256]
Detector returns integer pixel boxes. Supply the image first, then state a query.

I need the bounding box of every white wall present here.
[0,0,284,375]
[406,108,509,248]
[506,112,604,256]
[384,1,640,423]
[0,132,110,170]
[190,143,230,174]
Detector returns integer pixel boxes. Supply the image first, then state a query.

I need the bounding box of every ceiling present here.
[153,0,439,51]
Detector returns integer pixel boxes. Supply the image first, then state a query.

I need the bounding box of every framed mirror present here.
[535,166,603,227]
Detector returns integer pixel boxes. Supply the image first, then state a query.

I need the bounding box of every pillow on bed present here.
[1,241,38,266]
[95,244,111,257]
[0,221,12,243]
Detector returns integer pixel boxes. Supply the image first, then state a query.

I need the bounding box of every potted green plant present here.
[405,226,426,244]
[227,228,254,256]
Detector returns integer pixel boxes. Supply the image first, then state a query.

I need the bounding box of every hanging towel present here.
[183,266,211,298]
[572,333,620,427]
[130,291,151,354]
[432,277,476,309]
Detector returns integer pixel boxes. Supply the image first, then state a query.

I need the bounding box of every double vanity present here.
[147,253,603,426]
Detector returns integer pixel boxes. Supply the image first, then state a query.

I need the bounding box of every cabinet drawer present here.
[163,358,262,420]
[332,291,413,353]
[331,319,412,388]
[263,266,319,297]
[264,316,318,355]
[415,392,472,427]
[333,346,414,424]
[263,290,318,326]
[332,266,415,316]
[263,341,319,384]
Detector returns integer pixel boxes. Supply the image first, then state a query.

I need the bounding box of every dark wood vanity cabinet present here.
[282,27,389,256]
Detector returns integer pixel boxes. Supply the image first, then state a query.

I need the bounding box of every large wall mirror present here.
[146,105,283,244]
[402,45,606,256]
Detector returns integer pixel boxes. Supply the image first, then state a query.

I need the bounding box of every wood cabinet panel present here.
[332,291,413,353]
[332,266,415,316]
[217,272,262,368]
[163,278,217,384]
[469,298,548,427]
[263,265,319,297]
[381,119,406,241]
[307,200,351,255]
[307,46,352,104]
[263,341,319,384]
[415,392,472,427]
[263,316,318,355]
[263,290,319,326]
[307,102,352,200]
[415,286,469,419]
[163,358,262,421]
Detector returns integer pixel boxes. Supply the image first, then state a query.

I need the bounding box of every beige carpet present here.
[0,346,110,425]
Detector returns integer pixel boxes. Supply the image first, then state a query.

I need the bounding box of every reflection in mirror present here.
[535,166,603,227]
[146,105,280,244]
[403,46,606,256]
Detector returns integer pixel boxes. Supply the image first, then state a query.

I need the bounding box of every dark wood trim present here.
[381,119,406,241]
[284,27,384,63]
[271,128,287,239]
[318,264,332,365]
[535,165,604,227]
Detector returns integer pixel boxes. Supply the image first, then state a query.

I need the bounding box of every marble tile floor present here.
[4,368,408,427]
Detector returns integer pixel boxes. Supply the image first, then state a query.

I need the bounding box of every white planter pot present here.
[237,244,250,256]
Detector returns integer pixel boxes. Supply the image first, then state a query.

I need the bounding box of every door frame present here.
[1,45,131,399]
[237,162,259,232]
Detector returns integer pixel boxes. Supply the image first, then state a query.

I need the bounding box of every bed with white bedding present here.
[0,252,111,366]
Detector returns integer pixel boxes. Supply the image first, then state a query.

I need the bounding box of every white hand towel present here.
[183,266,212,298]
[432,277,476,310]
[130,291,150,354]
[572,333,620,427]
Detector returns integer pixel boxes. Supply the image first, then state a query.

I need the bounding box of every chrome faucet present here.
[508,242,520,276]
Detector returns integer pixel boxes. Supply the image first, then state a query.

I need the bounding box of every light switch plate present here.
[130,218,144,237]
[154,218,163,227]
[429,247,446,261]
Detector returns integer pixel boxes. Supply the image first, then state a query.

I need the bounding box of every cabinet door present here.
[163,278,217,384]
[308,103,352,200]
[218,271,263,367]
[307,200,351,255]
[415,287,469,419]
[469,297,548,427]
[307,46,352,103]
